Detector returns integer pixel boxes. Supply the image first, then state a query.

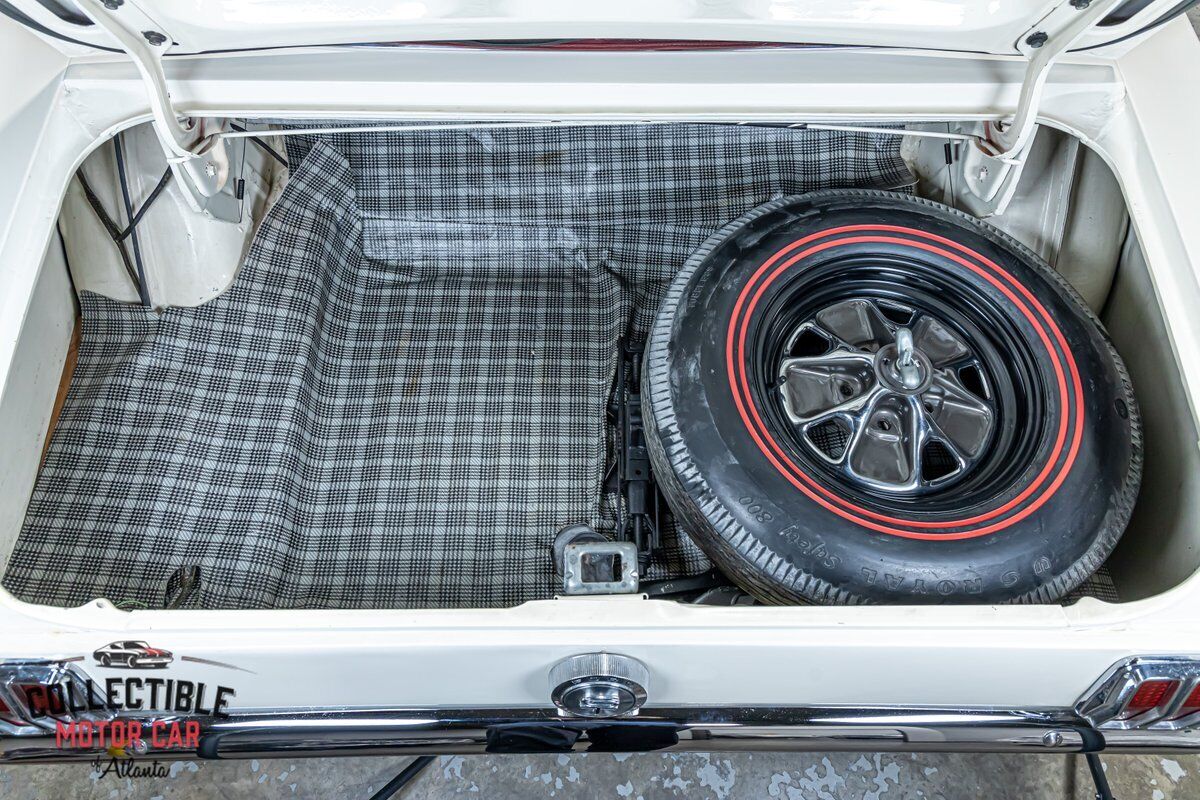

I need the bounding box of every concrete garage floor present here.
[0,751,1198,799]
[4,11,1200,800]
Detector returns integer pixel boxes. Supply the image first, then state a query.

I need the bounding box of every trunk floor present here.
[6,125,920,609]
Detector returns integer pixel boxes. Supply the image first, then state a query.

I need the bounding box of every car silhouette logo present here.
[92,641,174,669]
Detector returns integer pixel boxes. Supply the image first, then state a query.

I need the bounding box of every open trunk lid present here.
[4,0,1193,55]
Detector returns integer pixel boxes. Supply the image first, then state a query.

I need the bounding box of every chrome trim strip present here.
[1102,729,1200,752]
[5,654,1200,761]
[0,706,1124,762]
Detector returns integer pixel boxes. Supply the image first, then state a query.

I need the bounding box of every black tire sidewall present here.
[646,190,1141,604]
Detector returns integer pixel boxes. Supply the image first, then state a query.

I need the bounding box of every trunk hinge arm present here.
[985,0,1124,160]
[74,0,229,202]
[964,0,1123,215]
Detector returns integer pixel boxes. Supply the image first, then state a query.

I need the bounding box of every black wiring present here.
[229,123,289,168]
[113,134,152,308]
[0,1,122,53]
[367,756,435,800]
[74,150,175,306]
[1074,0,1200,51]
[115,168,173,242]
[1085,754,1116,800]
[75,169,142,292]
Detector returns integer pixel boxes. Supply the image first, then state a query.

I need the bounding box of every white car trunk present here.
[0,113,1191,610]
[1,5,1200,718]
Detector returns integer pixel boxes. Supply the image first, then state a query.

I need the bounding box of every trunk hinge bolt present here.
[75,0,231,205]
[963,0,1123,215]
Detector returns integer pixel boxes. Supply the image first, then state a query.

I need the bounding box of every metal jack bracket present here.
[965,0,1123,216]
[563,541,640,595]
[74,0,230,209]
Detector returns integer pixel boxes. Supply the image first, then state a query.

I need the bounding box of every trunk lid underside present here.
[21,0,1187,57]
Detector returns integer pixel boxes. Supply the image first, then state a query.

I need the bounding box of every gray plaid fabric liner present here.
[1064,566,1120,604]
[6,124,920,609]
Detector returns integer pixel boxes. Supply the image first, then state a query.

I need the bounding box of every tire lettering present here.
[737,496,774,523]
[775,525,840,569]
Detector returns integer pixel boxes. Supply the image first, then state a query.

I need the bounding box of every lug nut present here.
[102,0,123,9]
[142,30,167,46]
[1026,31,1049,48]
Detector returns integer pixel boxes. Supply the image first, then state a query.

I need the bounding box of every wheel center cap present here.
[876,326,931,393]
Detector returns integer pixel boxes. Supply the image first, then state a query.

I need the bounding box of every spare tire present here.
[644,190,1141,604]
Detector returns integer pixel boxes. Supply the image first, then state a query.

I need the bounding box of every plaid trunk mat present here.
[6,124,923,609]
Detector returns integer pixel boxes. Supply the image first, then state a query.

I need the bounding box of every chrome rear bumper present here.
[4,706,1200,763]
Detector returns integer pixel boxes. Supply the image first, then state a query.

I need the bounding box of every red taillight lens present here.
[1118,679,1179,718]
[1168,684,1200,719]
